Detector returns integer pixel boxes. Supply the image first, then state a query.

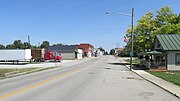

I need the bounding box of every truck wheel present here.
[40,58,45,62]
[17,60,19,64]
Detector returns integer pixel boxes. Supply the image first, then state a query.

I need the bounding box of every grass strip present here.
[125,59,140,64]
[0,67,57,79]
[147,71,180,86]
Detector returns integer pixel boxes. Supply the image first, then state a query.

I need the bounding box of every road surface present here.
[0,56,179,101]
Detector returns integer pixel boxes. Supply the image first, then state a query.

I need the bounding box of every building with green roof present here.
[153,34,180,70]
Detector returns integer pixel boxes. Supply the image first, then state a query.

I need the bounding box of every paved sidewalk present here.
[118,57,180,98]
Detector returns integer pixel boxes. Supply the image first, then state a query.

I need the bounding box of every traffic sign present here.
[130,52,134,57]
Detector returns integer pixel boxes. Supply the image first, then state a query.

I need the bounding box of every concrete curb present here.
[119,60,180,99]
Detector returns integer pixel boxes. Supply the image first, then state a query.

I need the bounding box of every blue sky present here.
[0,0,179,51]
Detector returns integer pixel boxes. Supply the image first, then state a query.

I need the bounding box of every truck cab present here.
[44,51,62,62]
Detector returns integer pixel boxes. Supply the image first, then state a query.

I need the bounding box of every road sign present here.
[130,52,134,57]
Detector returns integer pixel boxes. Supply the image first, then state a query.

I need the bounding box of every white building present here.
[46,45,83,60]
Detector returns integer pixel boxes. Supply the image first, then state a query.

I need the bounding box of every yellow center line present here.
[0,68,81,100]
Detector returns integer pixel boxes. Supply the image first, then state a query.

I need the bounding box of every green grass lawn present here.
[125,58,140,64]
[0,67,58,79]
[147,71,180,86]
[0,68,39,78]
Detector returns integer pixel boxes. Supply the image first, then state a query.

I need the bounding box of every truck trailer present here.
[31,48,45,62]
[0,49,32,63]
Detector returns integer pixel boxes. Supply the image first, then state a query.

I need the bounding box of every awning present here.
[146,51,163,55]
[138,51,163,55]
[137,52,147,55]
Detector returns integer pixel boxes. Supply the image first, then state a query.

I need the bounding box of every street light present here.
[106,8,134,71]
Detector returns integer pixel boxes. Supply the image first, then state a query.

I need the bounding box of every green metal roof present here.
[138,51,163,55]
[156,34,180,51]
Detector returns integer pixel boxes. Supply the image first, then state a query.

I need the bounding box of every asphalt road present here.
[0,56,179,101]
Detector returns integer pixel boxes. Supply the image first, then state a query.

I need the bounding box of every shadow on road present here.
[108,63,130,66]
[108,62,149,70]
[0,62,29,65]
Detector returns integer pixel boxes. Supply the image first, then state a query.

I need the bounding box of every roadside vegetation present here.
[125,58,140,64]
[120,6,180,55]
[0,67,57,79]
[147,71,180,86]
[0,68,38,79]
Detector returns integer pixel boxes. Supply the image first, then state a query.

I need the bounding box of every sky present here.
[0,0,179,52]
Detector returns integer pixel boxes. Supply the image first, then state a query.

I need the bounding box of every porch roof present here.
[138,51,163,55]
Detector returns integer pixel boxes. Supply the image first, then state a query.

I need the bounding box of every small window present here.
[157,43,161,48]
[156,40,161,49]
[175,54,180,65]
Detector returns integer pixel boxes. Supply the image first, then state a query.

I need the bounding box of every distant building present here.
[115,48,124,55]
[78,44,94,57]
[46,45,83,60]
[94,48,104,57]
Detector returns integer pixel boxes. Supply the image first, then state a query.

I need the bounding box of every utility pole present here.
[105,8,134,71]
[130,8,134,71]
[28,35,31,48]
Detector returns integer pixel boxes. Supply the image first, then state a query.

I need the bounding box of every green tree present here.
[0,44,5,49]
[124,6,179,54]
[98,47,105,52]
[52,43,64,46]
[154,6,180,34]
[155,6,176,26]
[31,45,39,48]
[40,41,50,48]
[125,12,155,52]
[13,40,24,49]
[109,49,115,55]
[135,12,156,52]
[6,44,15,49]
[23,42,31,49]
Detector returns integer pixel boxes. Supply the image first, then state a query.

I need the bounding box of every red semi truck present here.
[44,51,62,62]
[31,49,62,62]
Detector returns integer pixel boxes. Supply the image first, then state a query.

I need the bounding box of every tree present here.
[52,43,64,46]
[0,44,5,49]
[105,51,108,55]
[13,40,24,49]
[31,45,39,48]
[6,44,15,49]
[135,12,156,52]
[40,41,50,48]
[155,6,176,26]
[154,6,179,34]
[125,12,155,52]
[98,47,105,52]
[5,40,32,49]
[124,6,180,53]
[23,42,31,49]
[109,49,115,55]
